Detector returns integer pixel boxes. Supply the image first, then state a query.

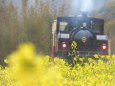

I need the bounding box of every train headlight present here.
[101,44,107,51]
[62,42,67,49]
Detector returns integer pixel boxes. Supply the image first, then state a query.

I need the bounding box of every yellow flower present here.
[1,43,115,86]
[54,58,58,63]
[4,59,8,63]
[106,56,110,60]
[101,55,105,59]
[84,63,88,66]
[68,52,71,56]
[45,55,50,61]
[73,57,77,61]
[88,58,92,62]
[98,60,103,64]
[79,58,83,62]
[94,54,99,58]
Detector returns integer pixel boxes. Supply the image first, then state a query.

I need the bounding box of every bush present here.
[0,43,115,86]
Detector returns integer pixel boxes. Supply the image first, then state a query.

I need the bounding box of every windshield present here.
[60,22,68,32]
[91,21,103,33]
[58,17,104,34]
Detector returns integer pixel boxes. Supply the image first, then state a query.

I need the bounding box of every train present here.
[52,12,110,62]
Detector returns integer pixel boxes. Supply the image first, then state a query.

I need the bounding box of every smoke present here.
[71,0,94,14]
[81,0,93,12]
[72,0,106,14]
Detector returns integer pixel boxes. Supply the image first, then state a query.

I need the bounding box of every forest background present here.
[0,0,115,65]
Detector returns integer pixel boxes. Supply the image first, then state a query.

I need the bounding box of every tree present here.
[22,0,28,19]
[97,0,115,19]
[0,0,21,66]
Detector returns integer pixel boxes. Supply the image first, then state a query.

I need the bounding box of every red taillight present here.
[101,44,107,51]
[62,42,67,48]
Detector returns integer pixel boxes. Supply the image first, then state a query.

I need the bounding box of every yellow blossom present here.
[4,59,8,63]
[88,58,92,62]
[106,56,110,60]
[0,43,114,86]
[94,54,99,58]
[79,58,84,62]
[54,58,58,63]
[101,55,105,59]
[73,57,77,61]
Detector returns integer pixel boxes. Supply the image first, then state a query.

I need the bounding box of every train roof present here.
[57,17,104,22]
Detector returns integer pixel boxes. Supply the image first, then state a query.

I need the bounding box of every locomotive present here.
[52,12,109,61]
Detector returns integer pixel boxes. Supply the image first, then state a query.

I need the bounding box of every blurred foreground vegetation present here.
[0,0,115,65]
[0,43,115,86]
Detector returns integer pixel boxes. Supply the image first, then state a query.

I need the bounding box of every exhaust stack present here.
[81,12,88,17]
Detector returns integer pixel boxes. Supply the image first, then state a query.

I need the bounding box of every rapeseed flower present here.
[88,58,93,62]
[79,58,84,62]
[106,56,110,60]
[4,59,8,64]
[112,55,115,60]
[94,54,99,58]
[0,43,114,86]
[101,55,105,59]
[73,57,77,61]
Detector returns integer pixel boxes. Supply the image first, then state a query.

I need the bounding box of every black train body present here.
[52,13,108,62]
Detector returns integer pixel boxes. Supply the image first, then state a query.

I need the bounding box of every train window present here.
[58,18,103,34]
[59,22,68,32]
[91,21,103,34]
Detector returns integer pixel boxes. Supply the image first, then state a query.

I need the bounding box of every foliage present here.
[0,0,115,64]
[0,0,76,66]
[0,43,115,86]
[98,0,115,19]
[0,0,53,65]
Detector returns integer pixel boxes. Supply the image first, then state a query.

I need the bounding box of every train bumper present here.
[57,50,108,57]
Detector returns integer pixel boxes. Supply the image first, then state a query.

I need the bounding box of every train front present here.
[52,13,108,61]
